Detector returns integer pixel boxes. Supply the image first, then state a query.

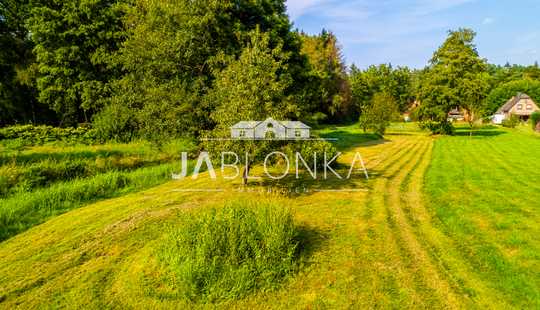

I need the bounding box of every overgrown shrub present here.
[92,103,136,142]
[0,164,21,196]
[531,111,540,131]
[419,120,454,135]
[158,201,300,301]
[501,114,520,128]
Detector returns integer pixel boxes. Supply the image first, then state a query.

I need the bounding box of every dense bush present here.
[531,111,540,131]
[419,120,454,135]
[0,125,99,145]
[501,114,520,128]
[158,201,300,301]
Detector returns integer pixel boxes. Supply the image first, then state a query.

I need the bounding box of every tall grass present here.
[158,201,300,302]
[0,162,187,241]
[0,156,168,197]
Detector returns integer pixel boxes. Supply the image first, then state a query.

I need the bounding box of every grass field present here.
[0,124,538,308]
[0,140,196,241]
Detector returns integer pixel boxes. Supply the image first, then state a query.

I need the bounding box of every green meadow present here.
[0,124,538,308]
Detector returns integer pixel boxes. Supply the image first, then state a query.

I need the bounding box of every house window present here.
[517,104,523,110]
[527,104,533,110]
[295,130,301,137]
[239,130,246,137]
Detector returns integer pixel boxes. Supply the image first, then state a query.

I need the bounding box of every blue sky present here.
[285,0,540,69]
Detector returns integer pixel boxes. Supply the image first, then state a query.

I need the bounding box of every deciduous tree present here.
[417,29,488,134]
[359,92,399,136]
[27,0,126,125]
[300,30,352,123]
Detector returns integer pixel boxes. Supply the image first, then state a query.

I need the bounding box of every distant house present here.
[492,93,540,124]
[448,108,465,122]
[403,100,421,122]
[230,118,310,140]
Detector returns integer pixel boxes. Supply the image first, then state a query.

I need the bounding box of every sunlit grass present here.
[0,124,538,308]
[425,125,540,308]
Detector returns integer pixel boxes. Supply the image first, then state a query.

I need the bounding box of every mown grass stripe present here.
[361,138,431,307]
[383,140,456,308]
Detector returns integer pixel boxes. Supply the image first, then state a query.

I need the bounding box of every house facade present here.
[231,118,310,139]
[493,93,540,124]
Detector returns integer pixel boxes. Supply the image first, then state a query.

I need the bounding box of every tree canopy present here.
[350,64,414,115]
[27,0,126,126]
[417,28,489,134]
[1,1,540,138]
[300,30,352,123]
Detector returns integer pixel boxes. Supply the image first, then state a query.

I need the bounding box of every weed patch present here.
[158,201,301,301]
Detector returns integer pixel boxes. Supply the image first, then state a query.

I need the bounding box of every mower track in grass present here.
[0,127,536,308]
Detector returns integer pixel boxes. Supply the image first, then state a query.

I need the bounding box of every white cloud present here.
[482,17,494,25]
[286,0,480,67]
[412,0,476,16]
[285,0,329,20]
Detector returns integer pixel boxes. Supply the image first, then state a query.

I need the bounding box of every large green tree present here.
[27,0,126,126]
[350,63,414,114]
[204,29,294,163]
[0,0,52,125]
[417,29,489,134]
[300,30,352,123]
[358,92,399,136]
[100,0,309,140]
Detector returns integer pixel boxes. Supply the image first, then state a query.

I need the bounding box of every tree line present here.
[1,0,539,138]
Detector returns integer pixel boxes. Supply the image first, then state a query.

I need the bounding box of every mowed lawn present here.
[424,126,540,308]
[0,125,538,308]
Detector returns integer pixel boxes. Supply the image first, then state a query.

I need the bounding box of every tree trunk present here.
[242,162,250,185]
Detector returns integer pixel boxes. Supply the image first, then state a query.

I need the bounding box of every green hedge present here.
[0,125,99,145]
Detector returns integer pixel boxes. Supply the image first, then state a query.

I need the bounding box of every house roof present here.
[496,93,532,114]
[231,118,310,129]
[231,121,261,129]
[280,121,310,129]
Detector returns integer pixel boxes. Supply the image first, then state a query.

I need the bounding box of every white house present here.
[230,118,310,140]
[492,93,540,124]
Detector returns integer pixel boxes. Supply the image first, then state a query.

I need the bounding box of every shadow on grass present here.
[318,130,386,152]
[453,128,507,137]
[295,224,328,264]
[384,132,417,136]
[251,166,372,198]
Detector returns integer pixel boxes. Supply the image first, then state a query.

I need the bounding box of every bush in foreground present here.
[158,201,300,301]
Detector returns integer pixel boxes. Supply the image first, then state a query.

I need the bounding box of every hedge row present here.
[0,125,99,145]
